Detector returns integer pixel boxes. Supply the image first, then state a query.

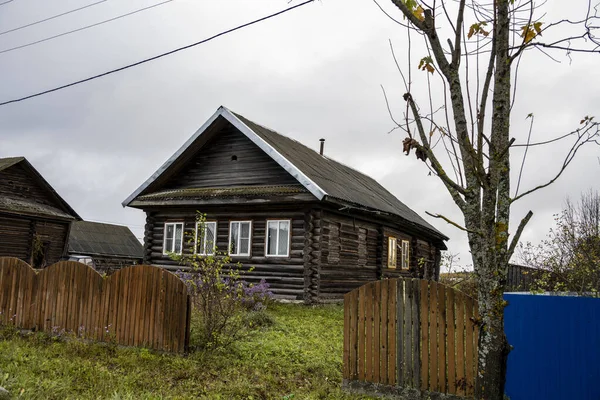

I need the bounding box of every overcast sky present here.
[1,0,598,269]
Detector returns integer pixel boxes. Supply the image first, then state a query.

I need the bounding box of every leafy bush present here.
[172,213,274,349]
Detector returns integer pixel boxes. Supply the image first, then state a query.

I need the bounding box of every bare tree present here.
[518,190,600,295]
[378,0,600,398]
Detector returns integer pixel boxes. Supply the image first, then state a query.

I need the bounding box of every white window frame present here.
[265,219,291,257]
[228,221,252,257]
[401,240,410,270]
[387,236,397,269]
[195,221,217,256]
[163,222,184,255]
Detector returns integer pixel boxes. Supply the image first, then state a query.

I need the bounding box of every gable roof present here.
[68,221,143,259]
[123,107,447,241]
[0,156,81,220]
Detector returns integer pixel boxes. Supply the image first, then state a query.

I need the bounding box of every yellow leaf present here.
[414,5,425,21]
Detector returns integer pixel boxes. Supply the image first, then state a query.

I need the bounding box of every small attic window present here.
[231,155,238,161]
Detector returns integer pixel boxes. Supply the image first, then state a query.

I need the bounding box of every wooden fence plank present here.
[373,281,381,383]
[358,284,366,381]
[446,287,457,395]
[438,284,447,393]
[380,280,389,384]
[455,292,466,397]
[397,280,405,387]
[388,279,397,386]
[411,279,420,389]
[419,279,429,391]
[429,281,439,392]
[404,279,413,386]
[365,282,374,382]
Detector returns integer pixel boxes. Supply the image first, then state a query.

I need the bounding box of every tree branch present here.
[508,210,533,260]
[425,211,480,234]
[512,122,600,202]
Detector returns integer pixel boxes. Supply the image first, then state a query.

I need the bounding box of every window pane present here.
[165,238,173,253]
[241,222,250,239]
[165,224,174,253]
[174,224,183,254]
[166,224,174,239]
[267,221,278,255]
[206,223,216,255]
[240,237,249,255]
[278,221,289,256]
[230,223,239,254]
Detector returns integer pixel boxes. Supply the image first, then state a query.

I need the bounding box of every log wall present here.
[145,206,307,300]
[0,212,69,267]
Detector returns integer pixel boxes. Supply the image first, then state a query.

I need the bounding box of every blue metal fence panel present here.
[504,293,600,400]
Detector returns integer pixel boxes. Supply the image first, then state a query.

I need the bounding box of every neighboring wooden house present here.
[0,157,81,267]
[67,221,143,273]
[123,106,448,301]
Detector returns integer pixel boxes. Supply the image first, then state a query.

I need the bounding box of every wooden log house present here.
[123,107,448,301]
[0,157,81,267]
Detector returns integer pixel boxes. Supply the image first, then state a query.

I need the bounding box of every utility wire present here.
[0,0,15,6]
[0,0,313,107]
[0,0,108,37]
[0,0,173,55]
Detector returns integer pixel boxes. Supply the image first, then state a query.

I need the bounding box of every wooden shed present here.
[0,157,81,267]
[67,221,143,273]
[123,106,448,301]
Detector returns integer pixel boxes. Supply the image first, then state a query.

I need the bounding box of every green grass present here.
[0,304,375,399]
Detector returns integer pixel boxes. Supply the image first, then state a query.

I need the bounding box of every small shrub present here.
[173,213,274,350]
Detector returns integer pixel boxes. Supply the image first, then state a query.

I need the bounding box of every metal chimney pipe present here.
[319,138,325,155]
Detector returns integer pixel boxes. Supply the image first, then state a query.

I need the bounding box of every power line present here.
[0,0,15,6]
[0,0,108,37]
[0,0,173,55]
[0,0,313,107]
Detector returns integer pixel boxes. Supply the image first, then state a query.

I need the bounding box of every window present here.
[229,221,252,256]
[164,222,184,255]
[401,240,410,270]
[387,236,397,269]
[266,220,290,257]
[195,221,217,255]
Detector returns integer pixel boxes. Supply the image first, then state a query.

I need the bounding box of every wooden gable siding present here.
[163,126,298,190]
[0,213,69,266]
[319,211,380,300]
[0,164,61,209]
[144,207,307,300]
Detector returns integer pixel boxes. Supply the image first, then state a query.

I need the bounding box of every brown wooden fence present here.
[343,278,479,398]
[0,257,190,353]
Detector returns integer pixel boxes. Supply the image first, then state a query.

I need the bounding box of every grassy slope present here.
[0,304,374,400]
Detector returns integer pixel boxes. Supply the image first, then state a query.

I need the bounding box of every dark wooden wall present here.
[319,210,380,300]
[319,210,441,301]
[163,126,298,190]
[0,213,69,266]
[142,205,444,302]
[0,163,72,266]
[144,206,307,300]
